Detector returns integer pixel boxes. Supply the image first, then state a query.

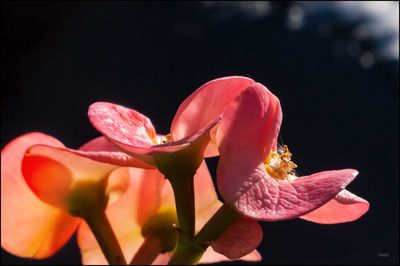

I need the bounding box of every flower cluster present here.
[1,76,369,265]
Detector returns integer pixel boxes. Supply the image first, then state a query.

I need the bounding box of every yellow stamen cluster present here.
[264,145,298,180]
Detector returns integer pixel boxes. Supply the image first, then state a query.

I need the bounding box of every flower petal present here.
[22,144,121,211]
[193,161,220,211]
[88,102,220,167]
[79,136,117,151]
[131,168,166,226]
[210,218,263,259]
[200,247,262,263]
[73,136,154,169]
[1,132,79,258]
[217,82,282,160]
[88,102,180,154]
[228,165,359,221]
[151,247,262,265]
[88,102,157,149]
[300,189,370,224]
[88,102,163,165]
[216,84,282,203]
[171,76,255,157]
[78,167,165,264]
[214,80,365,222]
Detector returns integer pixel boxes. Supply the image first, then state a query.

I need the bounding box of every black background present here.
[1,2,398,265]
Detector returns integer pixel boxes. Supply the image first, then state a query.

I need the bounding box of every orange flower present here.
[1,133,135,263]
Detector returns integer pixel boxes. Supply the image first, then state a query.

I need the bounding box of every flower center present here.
[161,134,173,144]
[264,145,298,181]
[153,134,173,145]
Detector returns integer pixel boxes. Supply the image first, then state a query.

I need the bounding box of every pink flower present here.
[171,76,369,223]
[86,77,255,239]
[78,161,262,264]
[1,133,136,259]
[87,102,220,171]
[87,77,256,168]
[213,80,369,223]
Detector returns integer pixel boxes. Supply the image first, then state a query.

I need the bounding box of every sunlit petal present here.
[1,133,79,258]
[301,189,370,224]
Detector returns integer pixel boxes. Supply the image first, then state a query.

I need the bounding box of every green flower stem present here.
[169,175,195,237]
[167,235,206,265]
[168,204,241,265]
[83,210,127,265]
[130,236,162,265]
[154,124,212,239]
[195,203,240,244]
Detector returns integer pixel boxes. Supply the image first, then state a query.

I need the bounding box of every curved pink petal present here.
[78,167,165,264]
[88,102,220,166]
[73,136,154,169]
[214,79,367,222]
[171,76,255,157]
[200,247,262,264]
[88,102,179,155]
[89,102,157,148]
[151,247,261,265]
[22,144,124,211]
[210,218,263,259]
[300,189,370,224]
[216,84,282,202]
[1,132,79,258]
[226,164,359,221]
[153,248,262,265]
[88,102,160,165]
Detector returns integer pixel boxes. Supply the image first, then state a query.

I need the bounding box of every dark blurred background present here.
[1,1,398,265]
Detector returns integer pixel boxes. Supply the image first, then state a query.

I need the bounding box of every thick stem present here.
[84,210,127,265]
[130,236,162,265]
[167,235,206,265]
[169,176,195,238]
[195,203,240,244]
[168,204,241,265]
